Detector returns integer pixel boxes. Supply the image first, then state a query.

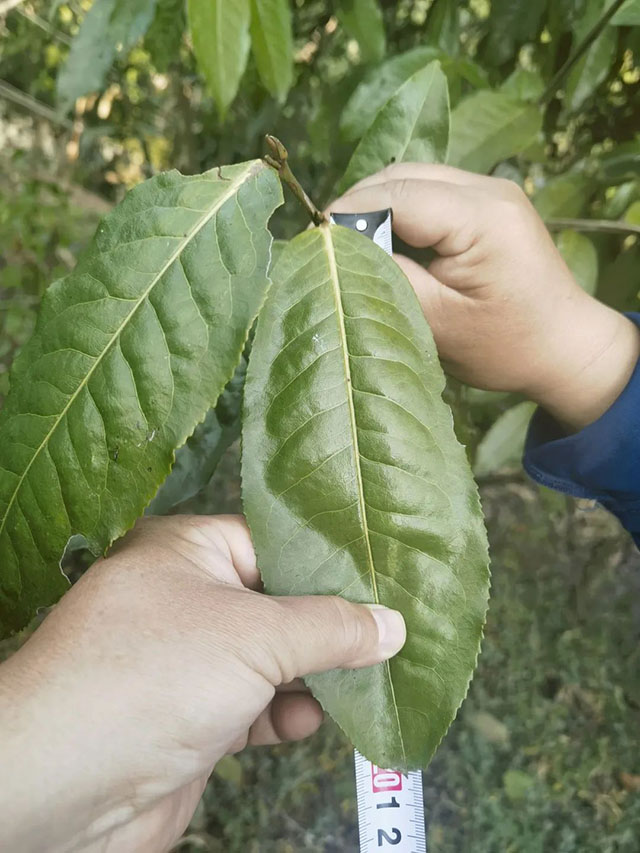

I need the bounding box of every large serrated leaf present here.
[56,0,158,110]
[0,160,282,637]
[250,0,294,101]
[242,225,490,770]
[337,61,450,195]
[448,91,542,174]
[188,0,251,118]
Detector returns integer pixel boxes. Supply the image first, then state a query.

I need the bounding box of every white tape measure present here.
[330,209,427,853]
[354,753,427,853]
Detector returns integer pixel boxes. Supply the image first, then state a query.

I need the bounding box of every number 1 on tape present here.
[329,209,427,853]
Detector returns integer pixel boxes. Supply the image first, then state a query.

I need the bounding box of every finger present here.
[340,162,486,197]
[212,515,261,589]
[185,514,261,589]
[248,692,324,746]
[273,597,406,679]
[329,179,480,255]
[276,678,308,693]
[394,253,468,334]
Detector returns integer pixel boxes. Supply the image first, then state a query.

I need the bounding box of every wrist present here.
[0,642,128,852]
[527,298,640,432]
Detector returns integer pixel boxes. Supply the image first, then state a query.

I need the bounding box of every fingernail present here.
[367,605,406,660]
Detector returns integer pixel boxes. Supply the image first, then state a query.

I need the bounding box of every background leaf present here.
[425,0,459,55]
[147,351,248,515]
[447,92,542,173]
[0,160,282,637]
[243,225,490,771]
[474,402,537,478]
[144,0,186,72]
[501,68,546,102]
[598,139,640,181]
[188,0,251,118]
[533,173,593,218]
[250,0,294,102]
[56,0,158,110]
[335,0,386,64]
[337,61,450,194]
[339,46,442,142]
[484,0,548,66]
[556,229,598,295]
[565,0,618,112]
[611,0,640,23]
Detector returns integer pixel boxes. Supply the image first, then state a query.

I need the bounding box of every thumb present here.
[394,253,465,352]
[272,596,406,680]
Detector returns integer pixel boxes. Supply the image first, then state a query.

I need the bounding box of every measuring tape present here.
[330,209,428,853]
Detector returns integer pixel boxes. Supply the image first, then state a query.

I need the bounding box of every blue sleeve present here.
[523,313,640,546]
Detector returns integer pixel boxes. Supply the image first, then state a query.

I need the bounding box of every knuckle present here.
[328,596,369,658]
[393,177,412,200]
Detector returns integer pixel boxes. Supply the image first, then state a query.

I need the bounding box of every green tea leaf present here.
[144,0,186,72]
[250,0,294,101]
[532,173,592,218]
[56,0,158,110]
[598,139,640,182]
[602,181,638,218]
[556,230,598,295]
[338,61,450,194]
[565,0,617,112]
[500,68,545,102]
[624,199,640,225]
[0,160,282,637]
[484,0,547,65]
[612,0,640,24]
[474,402,536,478]
[243,225,490,770]
[336,0,386,63]
[426,0,459,55]
[188,0,251,118]
[340,46,442,142]
[448,91,542,174]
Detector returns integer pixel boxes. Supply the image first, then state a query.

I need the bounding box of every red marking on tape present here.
[371,765,403,793]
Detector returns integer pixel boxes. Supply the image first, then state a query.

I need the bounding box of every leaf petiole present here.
[264,134,326,226]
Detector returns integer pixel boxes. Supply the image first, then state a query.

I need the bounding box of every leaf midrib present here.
[0,162,260,546]
[321,224,407,766]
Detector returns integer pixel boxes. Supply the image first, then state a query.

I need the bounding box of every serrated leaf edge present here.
[0,160,266,552]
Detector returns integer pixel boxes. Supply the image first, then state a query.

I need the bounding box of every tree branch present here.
[264,135,326,226]
[16,7,73,45]
[540,0,628,105]
[0,79,72,127]
[546,217,640,237]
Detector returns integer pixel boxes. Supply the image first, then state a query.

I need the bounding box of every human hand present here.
[0,515,405,853]
[330,164,640,430]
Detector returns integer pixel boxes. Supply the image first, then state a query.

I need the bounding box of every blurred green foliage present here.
[1,0,640,848]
